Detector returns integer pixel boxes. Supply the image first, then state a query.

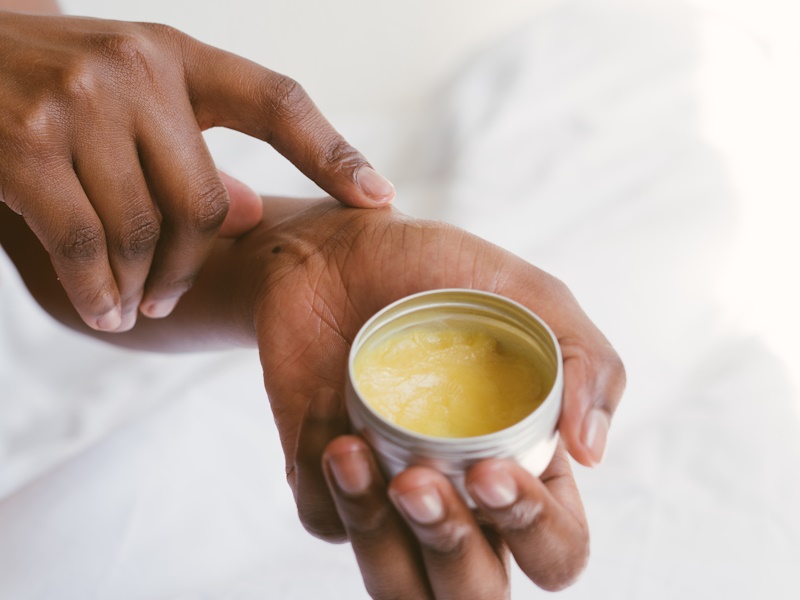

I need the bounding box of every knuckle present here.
[285,464,297,490]
[136,22,189,56]
[54,224,106,263]
[299,511,347,544]
[593,345,627,410]
[547,273,572,300]
[58,58,103,104]
[137,21,180,41]
[419,521,471,558]
[538,549,589,592]
[116,214,160,261]
[343,503,394,541]
[533,523,589,592]
[72,283,116,317]
[496,499,545,534]
[261,74,310,122]
[363,580,411,600]
[362,585,384,600]
[605,350,627,394]
[5,100,65,160]
[190,180,229,234]
[302,522,348,544]
[86,30,154,79]
[322,138,362,172]
[611,351,627,386]
[157,274,196,297]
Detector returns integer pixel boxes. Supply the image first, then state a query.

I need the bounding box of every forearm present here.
[0,0,59,14]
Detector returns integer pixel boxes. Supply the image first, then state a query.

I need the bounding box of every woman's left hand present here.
[292,378,588,597]
[308,417,588,598]
[253,200,624,552]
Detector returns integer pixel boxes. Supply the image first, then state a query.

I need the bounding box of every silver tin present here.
[345,289,563,500]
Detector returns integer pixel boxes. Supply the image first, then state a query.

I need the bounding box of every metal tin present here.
[346,289,563,500]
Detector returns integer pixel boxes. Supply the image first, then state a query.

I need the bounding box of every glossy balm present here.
[354,324,547,438]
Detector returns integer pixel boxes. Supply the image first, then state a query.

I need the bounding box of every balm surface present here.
[353,323,545,437]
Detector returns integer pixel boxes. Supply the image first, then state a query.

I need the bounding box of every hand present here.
[317,431,588,597]
[293,388,589,597]
[0,11,393,333]
[0,195,623,594]
[254,201,625,544]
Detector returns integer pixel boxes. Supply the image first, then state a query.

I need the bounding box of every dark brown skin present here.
[1,0,58,14]
[0,194,625,597]
[0,6,394,333]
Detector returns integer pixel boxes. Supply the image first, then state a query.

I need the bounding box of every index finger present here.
[180,37,395,207]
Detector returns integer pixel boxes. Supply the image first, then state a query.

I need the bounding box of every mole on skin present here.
[353,322,546,438]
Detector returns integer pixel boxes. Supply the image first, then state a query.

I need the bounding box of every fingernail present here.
[469,470,518,510]
[583,408,610,466]
[308,389,340,420]
[395,485,444,525]
[328,450,371,496]
[115,310,137,332]
[95,305,122,331]
[140,297,179,319]
[357,166,395,203]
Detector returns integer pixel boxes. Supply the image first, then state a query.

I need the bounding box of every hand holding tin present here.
[0,10,393,332]
[253,200,625,543]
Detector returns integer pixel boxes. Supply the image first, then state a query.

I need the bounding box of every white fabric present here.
[1,0,799,598]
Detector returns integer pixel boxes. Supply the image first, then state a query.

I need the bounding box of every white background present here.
[2,1,799,598]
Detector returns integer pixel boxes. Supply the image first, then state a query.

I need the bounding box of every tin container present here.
[345,289,563,500]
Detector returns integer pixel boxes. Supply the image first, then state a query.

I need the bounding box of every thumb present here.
[183,42,395,207]
[557,339,626,468]
[218,170,263,237]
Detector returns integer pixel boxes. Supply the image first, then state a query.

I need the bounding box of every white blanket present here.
[1,1,798,598]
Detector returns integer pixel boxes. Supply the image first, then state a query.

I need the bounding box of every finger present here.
[183,43,395,207]
[323,436,434,600]
[293,389,349,542]
[466,446,589,592]
[559,333,627,466]
[496,268,626,466]
[13,167,122,331]
[136,104,230,319]
[73,137,160,332]
[389,467,509,600]
[218,170,263,237]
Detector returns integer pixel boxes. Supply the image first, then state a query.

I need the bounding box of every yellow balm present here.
[353,323,545,438]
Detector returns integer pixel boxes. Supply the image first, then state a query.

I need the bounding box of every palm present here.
[253,200,604,473]
[256,202,467,463]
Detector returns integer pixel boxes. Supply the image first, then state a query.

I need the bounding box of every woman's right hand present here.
[0,10,394,332]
